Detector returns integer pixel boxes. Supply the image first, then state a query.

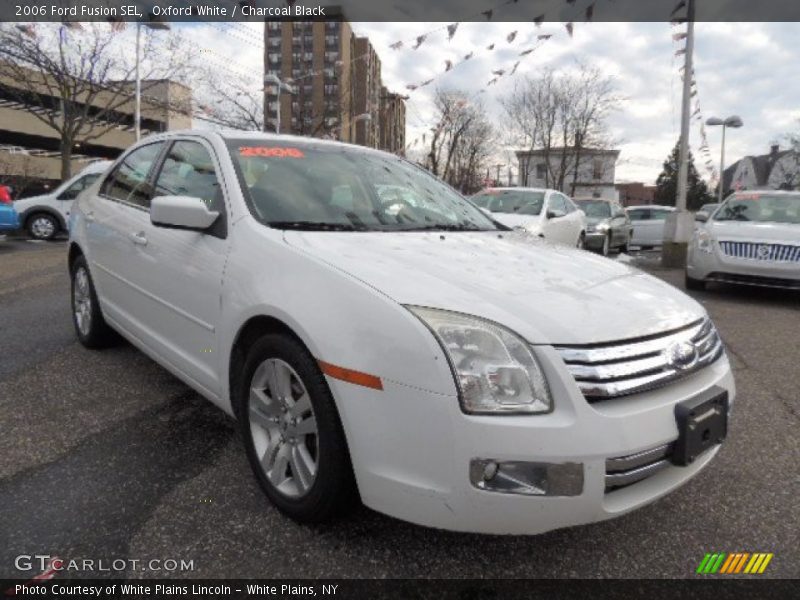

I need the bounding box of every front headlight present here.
[408,306,552,415]
[696,230,714,254]
[596,220,610,232]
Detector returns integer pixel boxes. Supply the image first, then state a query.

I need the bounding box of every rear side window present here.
[628,209,651,221]
[100,143,164,208]
[59,173,101,200]
[652,209,672,220]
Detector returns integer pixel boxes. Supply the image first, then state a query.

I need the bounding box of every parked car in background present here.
[470,187,586,247]
[14,160,111,240]
[68,131,734,534]
[686,190,800,290]
[627,205,676,248]
[0,184,20,240]
[574,198,632,256]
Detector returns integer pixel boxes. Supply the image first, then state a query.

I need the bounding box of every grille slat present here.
[719,240,800,263]
[555,318,723,402]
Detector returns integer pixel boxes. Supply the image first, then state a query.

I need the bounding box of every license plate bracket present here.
[672,387,728,466]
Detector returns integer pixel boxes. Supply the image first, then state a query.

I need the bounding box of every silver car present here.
[686,191,800,290]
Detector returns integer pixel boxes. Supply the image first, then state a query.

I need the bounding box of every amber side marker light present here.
[318,360,384,390]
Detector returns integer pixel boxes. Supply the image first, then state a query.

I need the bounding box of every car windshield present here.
[470,190,544,215]
[714,193,800,224]
[575,200,611,218]
[226,140,498,232]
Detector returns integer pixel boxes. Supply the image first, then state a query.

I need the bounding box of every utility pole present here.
[662,0,696,267]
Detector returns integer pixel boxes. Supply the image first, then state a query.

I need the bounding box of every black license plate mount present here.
[672,387,728,466]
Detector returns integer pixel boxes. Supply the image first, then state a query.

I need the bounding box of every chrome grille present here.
[555,318,724,401]
[719,241,800,263]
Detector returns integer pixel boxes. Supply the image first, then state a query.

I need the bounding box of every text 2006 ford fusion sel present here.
[68,131,734,534]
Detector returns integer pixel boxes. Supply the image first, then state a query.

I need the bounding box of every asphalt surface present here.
[0,237,798,579]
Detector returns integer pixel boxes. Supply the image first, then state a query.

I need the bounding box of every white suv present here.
[68,131,735,534]
[14,161,111,240]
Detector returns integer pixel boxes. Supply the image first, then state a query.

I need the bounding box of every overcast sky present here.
[191,21,799,185]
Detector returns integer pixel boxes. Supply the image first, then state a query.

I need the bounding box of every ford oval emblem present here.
[665,341,699,371]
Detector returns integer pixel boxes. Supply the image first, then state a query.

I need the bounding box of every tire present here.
[27,213,59,241]
[576,232,585,249]
[620,234,630,254]
[239,333,357,523]
[600,232,611,257]
[70,255,118,348]
[685,273,707,291]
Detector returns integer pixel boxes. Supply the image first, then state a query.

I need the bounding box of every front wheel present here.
[27,213,58,240]
[600,232,611,257]
[239,334,357,523]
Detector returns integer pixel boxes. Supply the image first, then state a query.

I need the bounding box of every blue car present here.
[0,187,20,239]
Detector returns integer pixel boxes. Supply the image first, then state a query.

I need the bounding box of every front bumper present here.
[584,231,608,249]
[327,345,735,535]
[687,241,800,289]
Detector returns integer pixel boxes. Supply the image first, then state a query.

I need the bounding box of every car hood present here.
[490,212,542,231]
[708,220,800,244]
[284,230,705,345]
[585,216,609,226]
[13,194,52,210]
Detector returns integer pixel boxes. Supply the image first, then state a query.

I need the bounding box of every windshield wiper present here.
[269,221,359,231]
[401,224,489,232]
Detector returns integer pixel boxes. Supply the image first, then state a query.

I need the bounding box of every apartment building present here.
[263,12,405,152]
[352,37,381,148]
[264,13,355,141]
[379,87,406,155]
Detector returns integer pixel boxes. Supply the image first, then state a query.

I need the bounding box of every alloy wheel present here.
[31,216,55,239]
[248,358,318,499]
[73,267,92,337]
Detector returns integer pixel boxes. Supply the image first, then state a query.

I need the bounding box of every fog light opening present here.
[469,459,584,497]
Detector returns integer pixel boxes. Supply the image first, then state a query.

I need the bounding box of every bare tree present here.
[501,65,620,194]
[195,68,264,131]
[424,89,495,194]
[0,23,192,179]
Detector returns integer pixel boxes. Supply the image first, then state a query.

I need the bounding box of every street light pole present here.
[265,73,294,134]
[662,0,696,267]
[135,20,170,141]
[706,115,743,203]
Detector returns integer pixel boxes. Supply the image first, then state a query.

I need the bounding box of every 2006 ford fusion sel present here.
[68,131,734,534]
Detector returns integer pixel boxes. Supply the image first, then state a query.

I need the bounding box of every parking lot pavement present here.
[0,240,798,579]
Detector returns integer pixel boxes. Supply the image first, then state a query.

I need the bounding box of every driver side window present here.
[548,194,567,215]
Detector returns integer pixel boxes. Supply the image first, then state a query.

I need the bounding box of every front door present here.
[126,139,231,396]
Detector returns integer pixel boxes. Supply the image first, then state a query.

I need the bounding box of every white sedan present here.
[627,205,676,248]
[471,187,586,248]
[68,131,734,534]
[687,191,800,290]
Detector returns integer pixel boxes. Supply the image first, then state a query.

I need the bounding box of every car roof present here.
[77,160,112,175]
[149,129,391,157]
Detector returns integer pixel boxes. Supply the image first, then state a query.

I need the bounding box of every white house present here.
[515,147,620,200]
[723,144,799,194]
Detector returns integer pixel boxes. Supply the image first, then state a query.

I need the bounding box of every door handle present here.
[129,231,148,246]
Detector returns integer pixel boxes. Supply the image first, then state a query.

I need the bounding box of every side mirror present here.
[695,212,708,223]
[547,209,566,219]
[150,195,219,230]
